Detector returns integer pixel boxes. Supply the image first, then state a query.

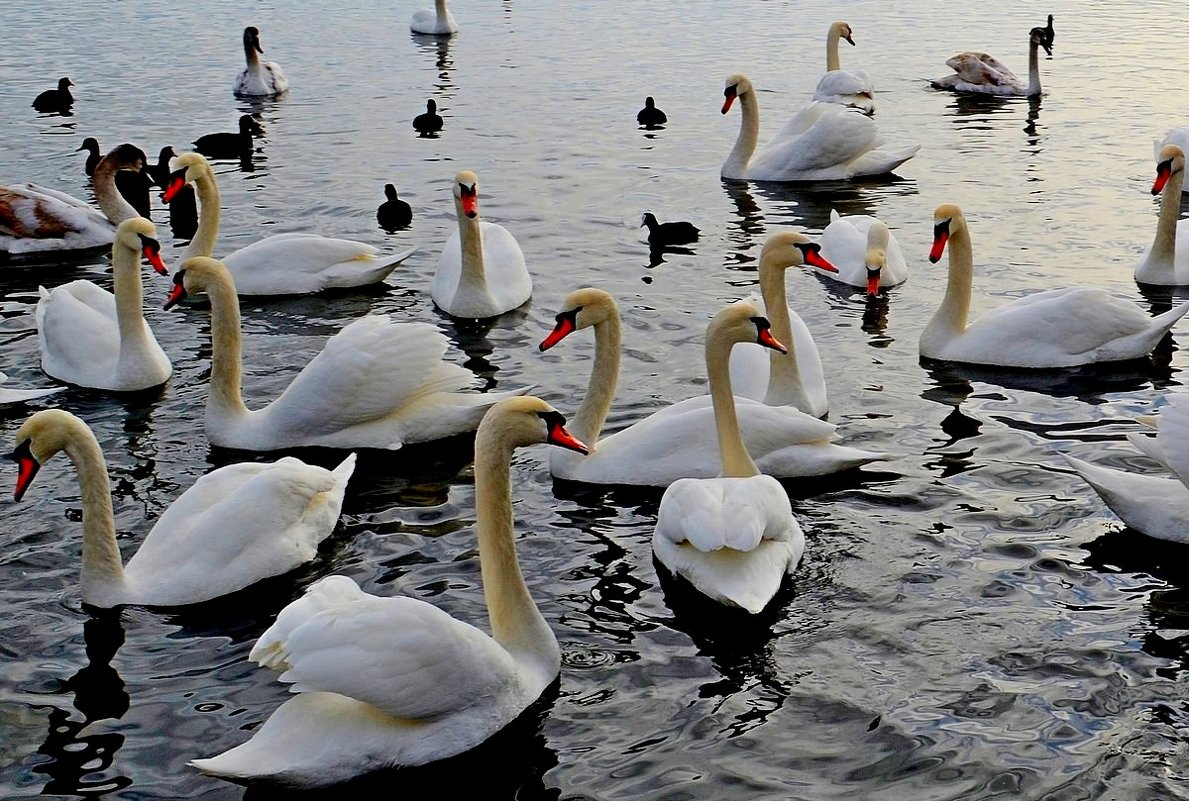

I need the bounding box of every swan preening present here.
[190,397,586,786]
[233,26,289,97]
[11,409,353,607]
[922,204,1189,367]
[720,73,919,182]
[432,170,531,318]
[411,0,459,35]
[165,257,526,451]
[164,152,414,295]
[654,303,805,614]
[539,288,887,485]
[931,22,1053,97]
[1135,144,1189,285]
[817,211,908,295]
[812,21,875,115]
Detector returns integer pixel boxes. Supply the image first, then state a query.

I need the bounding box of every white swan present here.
[432,170,531,318]
[190,397,588,786]
[1,144,147,257]
[165,153,414,295]
[1063,392,1189,544]
[931,25,1051,97]
[1156,129,1189,193]
[811,21,875,115]
[818,210,908,295]
[539,288,888,486]
[1135,144,1189,285]
[720,74,918,182]
[0,372,61,406]
[727,231,833,415]
[654,303,805,614]
[10,409,354,607]
[165,256,527,451]
[922,203,1189,367]
[36,217,171,392]
[410,0,458,35]
[233,27,289,97]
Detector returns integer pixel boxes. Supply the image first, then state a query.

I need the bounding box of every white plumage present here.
[233,27,289,97]
[411,0,459,34]
[817,210,908,292]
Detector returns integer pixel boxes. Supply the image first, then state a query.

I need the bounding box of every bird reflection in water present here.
[411,33,455,95]
[435,305,533,392]
[1023,95,1043,142]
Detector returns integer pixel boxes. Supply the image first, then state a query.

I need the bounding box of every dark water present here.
[3,0,1189,798]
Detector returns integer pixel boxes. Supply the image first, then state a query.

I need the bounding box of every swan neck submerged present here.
[757,258,804,406]
[61,421,126,604]
[204,270,249,420]
[826,28,842,71]
[927,225,974,342]
[723,90,760,179]
[1027,38,1041,96]
[574,310,621,446]
[185,171,221,260]
[456,196,489,293]
[706,330,760,478]
[92,160,139,224]
[111,236,153,368]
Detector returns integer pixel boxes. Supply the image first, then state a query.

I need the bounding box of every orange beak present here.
[758,327,787,354]
[163,175,186,203]
[12,442,39,502]
[143,245,167,276]
[929,231,949,263]
[721,93,736,115]
[1153,159,1173,195]
[866,270,881,297]
[804,247,838,273]
[547,419,589,454]
[539,314,576,351]
[164,280,187,310]
[460,187,478,218]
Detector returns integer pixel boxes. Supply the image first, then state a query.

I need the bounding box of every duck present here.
[413,99,444,136]
[931,23,1053,97]
[10,409,354,608]
[637,97,667,129]
[432,170,531,318]
[720,73,919,182]
[195,115,264,161]
[410,0,459,35]
[233,26,289,97]
[922,203,1189,367]
[654,303,805,614]
[37,217,171,391]
[641,212,699,247]
[377,184,413,230]
[148,146,198,238]
[0,372,61,406]
[1,143,147,257]
[538,288,888,486]
[76,137,152,218]
[164,153,414,295]
[189,397,587,786]
[1155,128,1189,192]
[811,21,875,115]
[817,210,908,295]
[1136,144,1189,285]
[32,77,73,114]
[164,256,527,451]
[728,232,834,415]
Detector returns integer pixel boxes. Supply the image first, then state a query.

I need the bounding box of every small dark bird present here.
[194,114,264,160]
[413,99,444,137]
[377,184,413,230]
[149,146,198,238]
[33,77,74,114]
[77,137,151,217]
[77,136,102,176]
[642,212,699,246]
[637,96,667,129]
[1042,14,1055,51]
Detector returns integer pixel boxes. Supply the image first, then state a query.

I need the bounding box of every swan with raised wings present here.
[654,303,805,614]
[720,73,918,182]
[432,170,531,318]
[10,409,354,607]
[931,24,1052,96]
[165,257,526,451]
[410,0,458,34]
[811,21,875,115]
[190,397,587,785]
[37,217,171,392]
[163,153,414,295]
[233,26,289,97]
[539,288,887,486]
[818,210,908,295]
[1135,144,1189,285]
[922,204,1189,367]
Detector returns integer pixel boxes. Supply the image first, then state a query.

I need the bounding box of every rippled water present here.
[2,0,1189,798]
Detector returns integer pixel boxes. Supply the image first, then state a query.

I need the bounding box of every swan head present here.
[721,73,753,114]
[1153,144,1185,195]
[863,221,892,296]
[831,21,855,45]
[116,217,168,275]
[97,143,148,175]
[1029,27,1053,56]
[165,257,231,309]
[243,26,264,53]
[930,204,966,263]
[477,397,589,454]
[77,137,100,155]
[713,302,787,354]
[760,231,837,274]
[454,170,480,219]
[10,410,90,502]
[162,152,211,203]
[539,288,616,351]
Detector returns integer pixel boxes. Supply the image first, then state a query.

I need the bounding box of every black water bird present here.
[77,138,152,218]
[642,212,699,246]
[637,96,667,129]
[377,184,413,230]
[1042,14,1055,50]
[413,99,444,136]
[77,137,102,176]
[33,77,74,114]
[194,115,264,160]
[150,146,198,238]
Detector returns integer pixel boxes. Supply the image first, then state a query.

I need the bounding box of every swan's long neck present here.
[473,427,557,660]
[1149,168,1186,269]
[456,197,488,293]
[435,0,449,19]
[92,160,138,224]
[574,312,621,447]
[1027,39,1041,96]
[111,238,153,369]
[826,29,842,71]
[60,420,127,605]
[244,39,261,73]
[203,271,249,420]
[185,172,221,260]
[706,331,759,478]
[723,91,760,179]
[924,225,974,344]
[757,260,804,407]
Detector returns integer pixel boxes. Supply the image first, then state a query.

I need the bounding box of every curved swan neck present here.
[574,311,621,446]
[92,160,138,224]
[706,331,759,478]
[757,258,803,405]
[926,225,974,341]
[456,196,489,292]
[244,38,261,72]
[435,0,449,18]
[1150,167,1185,267]
[1027,38,1041,96]
[59,420,126,604]
[723,91,760,179]
[111,236,153,365]
[203,270,249,419]
[826,28,842,71]
[185,171,221,260]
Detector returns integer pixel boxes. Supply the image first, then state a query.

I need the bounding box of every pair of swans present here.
[11,409,353,607]
[931,22,1052,97]
[818,211,908,295]
[431,170,531,318]
[191,397,586,785]
[812,21,875,115]
[233,26,289,97]
[1135,144,1189,285]
[922,204,1189,367]
[164,153,414,295]
[411,0,458,35]
[720,73,919,182]
[165,257,525,450]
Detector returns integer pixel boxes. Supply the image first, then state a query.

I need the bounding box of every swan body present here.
[811,21,874,115]
[654,303,805,614]
[539,288,888,486]
[411,0,458,34]
[167,257,526,451]
[433,170,531,318]
[1136,144,1189,285]
[728,231,833,414]
[818,210,908,294]
[167,153,413,294]
[233,27,289,96]
[932,26,1051,97]
[0,372,61,406]
[720,74,918,182]
[11,409,355,607]
[36,218,171,391]
[190,397,588,785]
[922,203,1189,367]
[1156,129,1189,193]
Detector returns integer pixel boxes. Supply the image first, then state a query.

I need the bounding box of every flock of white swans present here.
[3,1,1189,788]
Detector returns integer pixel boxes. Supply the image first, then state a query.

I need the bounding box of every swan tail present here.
[331,452,357,483]
[250,576,367,671]
[322,247,417,289]
[850,144,920,178]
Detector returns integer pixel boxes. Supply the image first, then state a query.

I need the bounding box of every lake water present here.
[2,1,1188,798]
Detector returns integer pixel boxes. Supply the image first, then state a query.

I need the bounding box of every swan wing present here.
[818,212,869,284]
[0,372,62,404]
[36,281,120,380]
[752,105,880,178]
[1063,455,1189,544]
[1154,394,1189,488]
[1,185,110,238]
[657,475,796,553]
[946,52,1019,87]
[223,235,413,294]
[264,61,290,94]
